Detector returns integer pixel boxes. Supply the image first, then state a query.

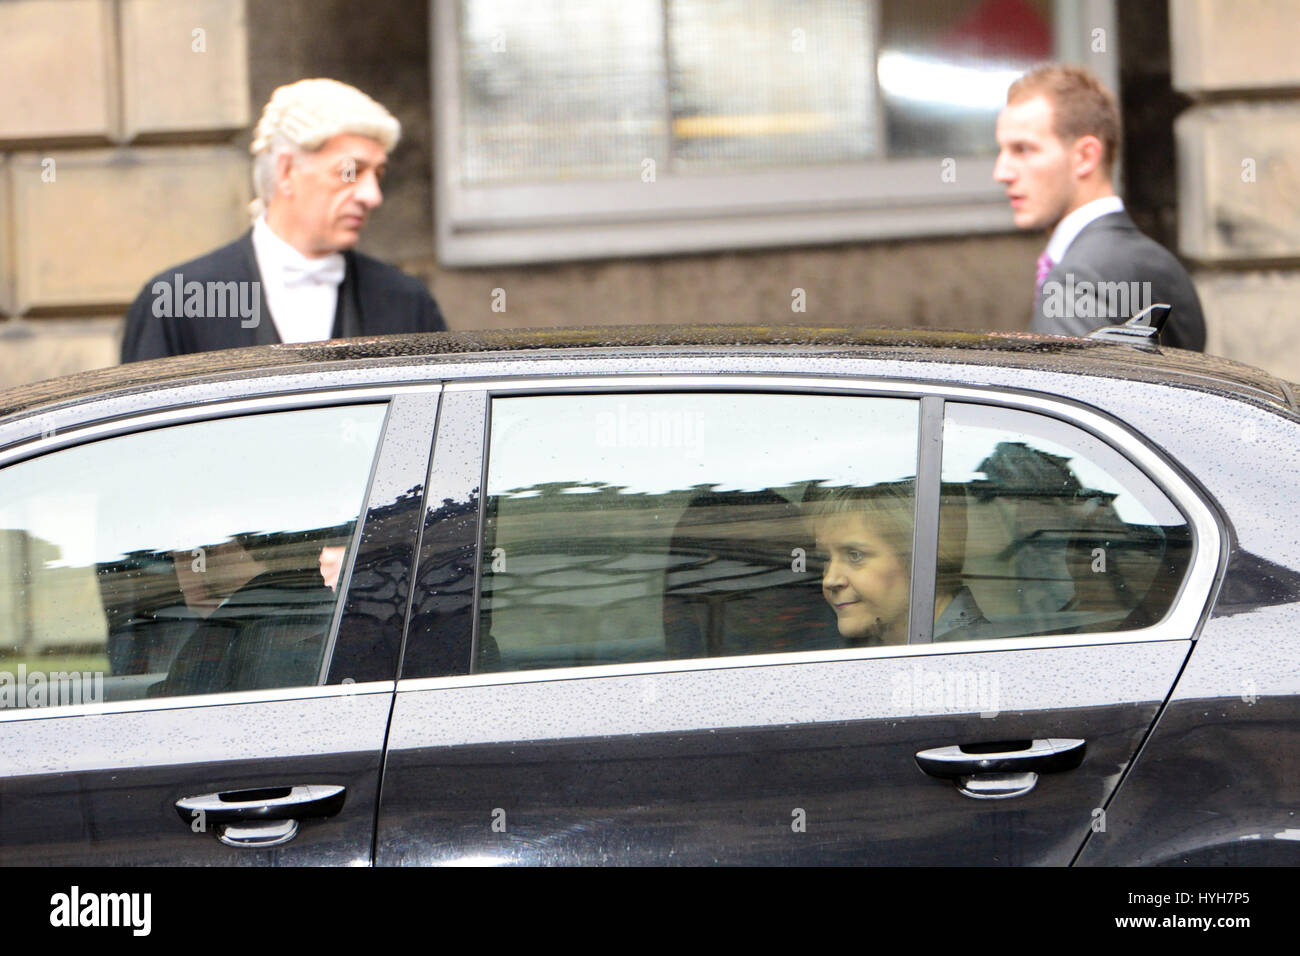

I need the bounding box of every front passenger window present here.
[0,405,387,708]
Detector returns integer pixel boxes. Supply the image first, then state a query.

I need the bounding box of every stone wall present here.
[0,0,252,388]
[1172,0,1300,381]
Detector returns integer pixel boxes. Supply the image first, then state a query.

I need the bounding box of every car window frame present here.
[395,373,1225,689]
[0,384,443,721]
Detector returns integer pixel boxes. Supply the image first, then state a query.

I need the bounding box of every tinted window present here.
[0,405,387,708]
[478,392,919,671]
[937,403,1193,640]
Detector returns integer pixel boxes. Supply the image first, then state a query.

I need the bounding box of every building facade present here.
[0,0,1296,386]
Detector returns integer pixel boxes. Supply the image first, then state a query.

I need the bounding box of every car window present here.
[937,402,1194,640]
[0,404,387,708]
[478,392,919,671]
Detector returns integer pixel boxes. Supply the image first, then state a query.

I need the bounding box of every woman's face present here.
[816,511,911,644]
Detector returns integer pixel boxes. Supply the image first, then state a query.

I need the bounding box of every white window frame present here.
[432,0,1118,266]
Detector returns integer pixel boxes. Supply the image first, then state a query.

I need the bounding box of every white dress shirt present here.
[250,216,346,344]
[1045,195,1125,264]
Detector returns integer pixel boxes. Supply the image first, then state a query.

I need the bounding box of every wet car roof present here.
[1,325,1294,420]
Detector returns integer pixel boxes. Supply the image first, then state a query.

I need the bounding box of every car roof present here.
[1,325,1295,421]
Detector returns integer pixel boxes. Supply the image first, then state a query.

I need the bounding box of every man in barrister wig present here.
[121,78,446,363]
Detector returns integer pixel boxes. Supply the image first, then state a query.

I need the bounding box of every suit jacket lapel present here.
[237,230,281,347]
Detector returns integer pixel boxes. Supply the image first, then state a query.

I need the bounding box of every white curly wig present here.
[249,78,401,219]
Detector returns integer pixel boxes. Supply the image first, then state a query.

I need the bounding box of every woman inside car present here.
[807,481,991,645]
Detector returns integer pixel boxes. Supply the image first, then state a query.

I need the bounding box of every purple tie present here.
[1035,251,1054,294]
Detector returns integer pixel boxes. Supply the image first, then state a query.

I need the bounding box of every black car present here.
[0,326,1296,865]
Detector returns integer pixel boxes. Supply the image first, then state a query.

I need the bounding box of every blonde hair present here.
[805,481,968,596]
[805,481,915,560]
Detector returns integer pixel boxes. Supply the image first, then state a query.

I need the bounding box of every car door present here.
[0,387,437,864]
[376,377,1219,865]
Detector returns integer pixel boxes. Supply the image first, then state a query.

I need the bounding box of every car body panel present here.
[1076,609,1300,865]
[377,641,1189,865]
[0,688,391,865]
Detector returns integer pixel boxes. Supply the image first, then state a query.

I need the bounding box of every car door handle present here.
[915,738,1086,779]
[174,784,346,827]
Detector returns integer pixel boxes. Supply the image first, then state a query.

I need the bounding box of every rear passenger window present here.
[473,391,1195,676]
[478,393,920,671]
[937,403,1193,640]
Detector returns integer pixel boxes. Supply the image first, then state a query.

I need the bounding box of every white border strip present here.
[0,680,396,723]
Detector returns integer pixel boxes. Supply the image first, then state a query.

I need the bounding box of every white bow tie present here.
[282,255,345,288]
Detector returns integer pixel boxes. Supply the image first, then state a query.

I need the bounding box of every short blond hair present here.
[1007,64,1120,176]
[805,481,969,597]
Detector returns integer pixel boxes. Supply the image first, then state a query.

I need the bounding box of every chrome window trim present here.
[0,371,1222,695]
[396,633,1187,694]
[0,383,442,468]
[429,372,1219,685]
[0,680,396,724]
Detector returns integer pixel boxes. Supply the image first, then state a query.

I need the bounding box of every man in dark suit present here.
[993,65,1205,351]
[121,78,446,363]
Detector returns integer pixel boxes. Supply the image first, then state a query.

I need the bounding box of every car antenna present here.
[1087,303,1172,350]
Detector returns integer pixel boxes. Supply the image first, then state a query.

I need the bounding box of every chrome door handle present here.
[916,739,1085,799]
[216,820,301,849]
[915,738,1086,779]
[954,772,1040,800]
[175,784,346,828]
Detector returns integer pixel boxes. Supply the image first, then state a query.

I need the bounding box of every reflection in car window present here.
[478,393,919,672]
[938,403,1193,640]
[0,405,387,708]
